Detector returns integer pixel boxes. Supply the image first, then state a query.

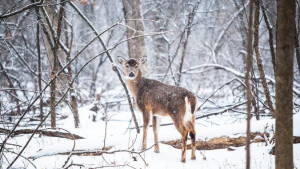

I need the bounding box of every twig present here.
[0,20,120,157]
[57,128,76,168]
[40,6,69,54]
[181,63,300,95]
[196,101,247,119]
[2,18,166,169]
[64,163,84,169]
[0,1,43,19]
[3,148,37,169]
[177,1,199,84]
[197,78,245,111]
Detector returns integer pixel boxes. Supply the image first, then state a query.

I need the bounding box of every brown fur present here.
[117,56,197,162]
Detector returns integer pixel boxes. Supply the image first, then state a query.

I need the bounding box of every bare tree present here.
[122,0,148,73]
[261,1,276,74]
[33,0,44,122]
[253,0,275,117]
[66,22,80,128]
[50,0,66,128]
[177,2,200,85]
[245,0,254,169]
[275,0,295,169]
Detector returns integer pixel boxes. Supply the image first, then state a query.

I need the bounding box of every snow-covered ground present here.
[1,104,300,169]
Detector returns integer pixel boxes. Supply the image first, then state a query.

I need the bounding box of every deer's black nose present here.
[129,72,135,77]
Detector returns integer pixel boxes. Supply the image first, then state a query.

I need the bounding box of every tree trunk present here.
[122,0,148,74]
[295,24,300,74]
[50,0,66,128]
[49,46,58,128]
[41,0,69,93]
[275,0,295,169]
[296,0,300,74]
[253,0,275,117]
[34,0,44,124]
[177,2,199,85]
[41,2,57,69]
[261,1,276,74]
[245,0,254,169]
[66,24,80,128]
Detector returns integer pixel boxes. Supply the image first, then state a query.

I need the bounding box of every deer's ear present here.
[117,56,126,64]
[139,56,147,65]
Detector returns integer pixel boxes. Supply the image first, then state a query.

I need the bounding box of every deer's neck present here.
[126,70,142,100]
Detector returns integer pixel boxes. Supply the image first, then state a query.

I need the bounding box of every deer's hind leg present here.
[172,118,188,162]
[186,120,196,160]
[180,129,189,163]
[189,130,196,160]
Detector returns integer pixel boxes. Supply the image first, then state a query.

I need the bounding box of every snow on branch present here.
[182,63,300,95]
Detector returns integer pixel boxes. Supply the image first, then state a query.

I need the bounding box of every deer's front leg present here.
[152,116,160,153]
[142,113,150,150]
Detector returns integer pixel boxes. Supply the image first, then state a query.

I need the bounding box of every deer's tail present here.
[184,95,197,132]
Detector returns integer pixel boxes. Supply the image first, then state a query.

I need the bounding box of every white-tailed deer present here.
[117,56,197,162]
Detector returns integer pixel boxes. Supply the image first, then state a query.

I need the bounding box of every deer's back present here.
[136,77,196,116]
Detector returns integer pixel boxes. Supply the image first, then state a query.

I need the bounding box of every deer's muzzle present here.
[129,72,135,77]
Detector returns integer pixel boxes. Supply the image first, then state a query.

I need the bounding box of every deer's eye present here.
[135,65,138,68]
[126,65,129,68]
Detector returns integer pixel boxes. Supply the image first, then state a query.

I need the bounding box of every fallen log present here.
[162,132,268,150]
[163,133,300,152]
[58,147,112,156]
[0,128,84,140]
[28,147,112,160]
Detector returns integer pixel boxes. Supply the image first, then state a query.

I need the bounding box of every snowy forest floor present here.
[1,103,300,169]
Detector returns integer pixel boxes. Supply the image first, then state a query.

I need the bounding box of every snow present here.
[1,104,300,169]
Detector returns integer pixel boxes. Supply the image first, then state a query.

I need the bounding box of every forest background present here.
[0,0,299,168]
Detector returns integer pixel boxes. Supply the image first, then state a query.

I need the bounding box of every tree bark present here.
[122,0,148,74]
[33,0,44,124]
[253,0,275,117]
[66,24,80,128]
[245,0,254,169]
[50,0,66,128]
[275,0,295,169]
[261,1,276,74]
[41,2,57,69]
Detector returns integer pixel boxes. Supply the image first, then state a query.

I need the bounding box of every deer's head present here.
[117,56,147,80]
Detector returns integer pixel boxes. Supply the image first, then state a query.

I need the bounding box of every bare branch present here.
[0,1,43,19]
[253,0,275,117]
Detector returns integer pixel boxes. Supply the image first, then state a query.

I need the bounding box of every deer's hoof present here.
[191,156,196,160]
[181,158,186,163]
[154,149,160,153]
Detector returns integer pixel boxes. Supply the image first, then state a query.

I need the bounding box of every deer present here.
[117,56,197,162]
